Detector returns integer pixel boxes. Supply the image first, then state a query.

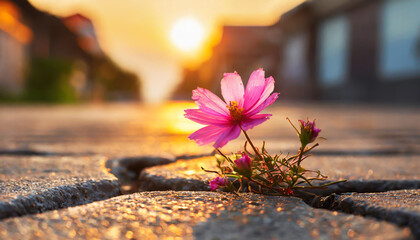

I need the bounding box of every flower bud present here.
[298,119,321,146]
[234,153,252,177]
[209,176,228,191]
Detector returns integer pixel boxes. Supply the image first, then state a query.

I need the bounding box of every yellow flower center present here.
[227,101,244,122]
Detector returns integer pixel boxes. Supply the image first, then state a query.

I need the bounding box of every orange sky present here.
[29,0,304,102]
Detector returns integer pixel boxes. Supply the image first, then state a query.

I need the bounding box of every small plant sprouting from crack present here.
[202,118,345,196]
[184,68,346,196]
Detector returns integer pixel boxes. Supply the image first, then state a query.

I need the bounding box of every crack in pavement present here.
[106,152,215,193]
[0,149,94,157]
[0,152,213,220]
[1,151,418,239]
[297,190,420,239]
[110,154,420,238]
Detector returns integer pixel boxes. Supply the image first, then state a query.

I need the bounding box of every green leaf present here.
[226,174,241,179]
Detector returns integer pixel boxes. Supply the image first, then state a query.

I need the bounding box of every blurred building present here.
[0,0,32,95]
[0,0,140,102]
[173,26,281,99]
[62,14,102,56]
[174,0,420,104]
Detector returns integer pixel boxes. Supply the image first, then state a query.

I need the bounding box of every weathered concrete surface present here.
[139,155,420,193]
[0,156,120,219]
[314,190,420,238]
[0,191,413,240]
[1,103,419,239]
[106,153,214,193]
[139,157,215,191]
[106,156,175,187]
[302,155,420,195]
[302,155,420,181]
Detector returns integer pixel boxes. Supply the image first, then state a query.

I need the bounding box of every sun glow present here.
[170,17,205,52]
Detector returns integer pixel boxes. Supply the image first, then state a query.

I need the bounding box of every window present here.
[317,15,349,86]
[380,0,420,78]
[282,33,308,84]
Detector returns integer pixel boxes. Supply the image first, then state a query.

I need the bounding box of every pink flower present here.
[209,176,228,191]
[234,153,252,171]
[185,68,279,148]
[298,119,321,145]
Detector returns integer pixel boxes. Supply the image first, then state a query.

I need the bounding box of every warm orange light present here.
[160,101,201,134]
[0,1,33,44]
[170,17,205,52]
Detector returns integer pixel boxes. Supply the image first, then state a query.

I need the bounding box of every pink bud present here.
[234,153,252,171]
[298,119,321,144]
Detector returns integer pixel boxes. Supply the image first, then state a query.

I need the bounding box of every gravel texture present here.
[317,189,420,238]
[0,191,413,240]
[0,156,120,219]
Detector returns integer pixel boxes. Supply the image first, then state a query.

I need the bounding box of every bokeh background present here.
[0,0,419,104]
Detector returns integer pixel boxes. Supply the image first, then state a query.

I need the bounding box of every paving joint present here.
[106,152,214,193]
[297,179,420,196]
[0,149,93,157]
[307,150,420,156]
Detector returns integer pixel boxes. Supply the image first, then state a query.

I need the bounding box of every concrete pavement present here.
[0,102,419,239]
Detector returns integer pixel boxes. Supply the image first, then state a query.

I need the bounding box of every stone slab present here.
[0,191,412,239]
[317,189,420,239]
[139,157,215,191]
[302,155,420,181]
[0,156,120,219]
[139,155,420,193]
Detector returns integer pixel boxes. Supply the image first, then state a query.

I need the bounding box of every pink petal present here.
[221,72,244,107]
[244,76,275,115]
[209,181,218,191]
[193,87,229,117]
[246,92,279,116]
[184,109,230,127]
[241,114,271,131]
[260,76,275,102]
[189,125,227,146]
[243,68,266,110]
[213,125,241,148]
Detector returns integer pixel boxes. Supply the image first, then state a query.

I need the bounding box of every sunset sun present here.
[170,17,205,52]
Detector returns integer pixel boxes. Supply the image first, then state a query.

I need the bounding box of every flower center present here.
[227,101,244,122]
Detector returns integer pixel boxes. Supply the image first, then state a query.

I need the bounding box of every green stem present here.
[297,143,307,166]
[241,128,264,161]
[248,178,278,193]
[215,148,233,164]
[286,143,318,162]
